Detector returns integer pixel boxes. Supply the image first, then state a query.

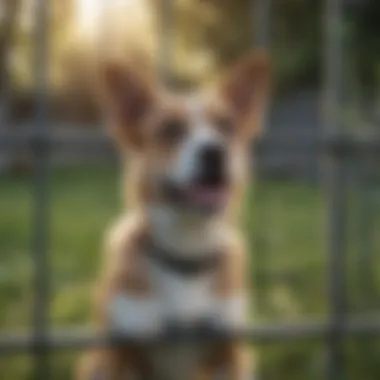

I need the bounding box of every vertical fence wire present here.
[323,0,347,379]
[252,3,272,379]
[250,0,272,314]
[32,0,50,379]
[252,0,272,313]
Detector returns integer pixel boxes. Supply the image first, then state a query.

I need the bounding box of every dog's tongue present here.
[188,187,227,208]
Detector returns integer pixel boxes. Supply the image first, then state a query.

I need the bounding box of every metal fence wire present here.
[0,0,380,379]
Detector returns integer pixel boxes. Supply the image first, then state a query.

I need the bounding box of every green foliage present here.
[5,1,379,94]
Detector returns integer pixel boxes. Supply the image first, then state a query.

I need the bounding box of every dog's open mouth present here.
[163,181,229,212]
[185,185,228,210]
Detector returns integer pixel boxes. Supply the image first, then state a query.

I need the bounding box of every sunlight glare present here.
[76,0,102,37]
[76,0,155,42]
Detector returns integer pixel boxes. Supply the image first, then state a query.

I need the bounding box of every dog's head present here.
[101,52,270,217]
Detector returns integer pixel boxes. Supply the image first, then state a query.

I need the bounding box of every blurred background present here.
[0,0,379,379]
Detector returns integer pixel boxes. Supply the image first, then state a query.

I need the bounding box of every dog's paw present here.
[214,294,249,331]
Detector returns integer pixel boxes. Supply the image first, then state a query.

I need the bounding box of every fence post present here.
[323,0,347,379]
[252,1,272,379]
[252,0,272,312]
[32,0,50,379]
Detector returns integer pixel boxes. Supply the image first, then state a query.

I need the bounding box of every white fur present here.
[110,287,247,380]
[148,204,227,256]
[145,250,216,380]
[109,290,247,379]
[170,96,222,187]
[108,294,160,337]
[217,293,248,328]
[148,261,215,322]
[110,263,246,332]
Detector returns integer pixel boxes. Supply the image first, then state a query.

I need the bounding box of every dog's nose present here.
[201,145,225,169]
[197,144,226,186]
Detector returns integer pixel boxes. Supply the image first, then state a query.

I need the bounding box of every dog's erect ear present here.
[220,50,271,139]
[100,62,156,149]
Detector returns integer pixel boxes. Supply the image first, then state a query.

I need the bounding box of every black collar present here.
[142,236,222,277]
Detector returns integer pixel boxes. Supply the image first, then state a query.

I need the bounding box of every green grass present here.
[0,165,380,380]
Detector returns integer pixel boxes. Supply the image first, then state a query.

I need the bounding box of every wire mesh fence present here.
[0,0,380,380]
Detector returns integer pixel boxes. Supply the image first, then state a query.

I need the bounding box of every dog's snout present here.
[197,144,227,186]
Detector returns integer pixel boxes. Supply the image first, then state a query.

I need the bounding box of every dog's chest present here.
[149,262,216,320]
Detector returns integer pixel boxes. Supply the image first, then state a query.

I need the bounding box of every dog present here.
[77,50,271,380]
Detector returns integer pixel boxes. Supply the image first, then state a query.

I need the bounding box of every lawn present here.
[0,165,379,380]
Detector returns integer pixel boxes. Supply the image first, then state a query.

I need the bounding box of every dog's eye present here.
[158,119,187,143]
